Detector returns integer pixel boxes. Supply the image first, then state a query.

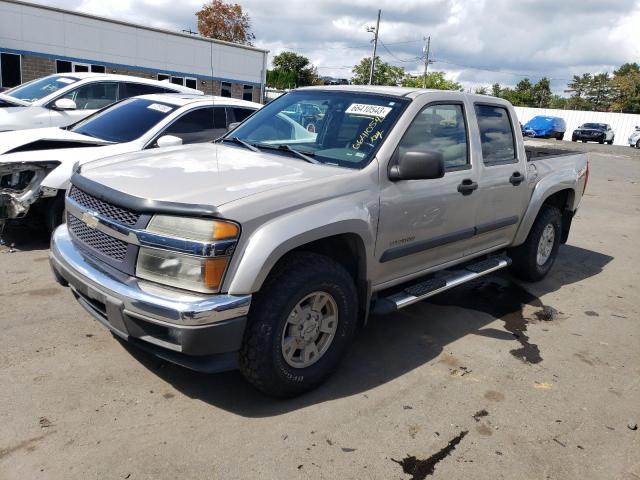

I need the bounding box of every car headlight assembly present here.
[136,216,239,293]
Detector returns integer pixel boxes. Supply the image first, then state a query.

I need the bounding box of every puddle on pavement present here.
[392,430,468,479]
[430,277,561,364]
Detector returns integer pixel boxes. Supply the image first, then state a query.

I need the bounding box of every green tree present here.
[474,86,488,95]
[548,95,568,109]
[531,77,552,108]
[610,63,640,113]
[402,71,462,91]
[491,83,502,97]
[566,74,595,110]
[351,56,405,86]
[266,51,318,89]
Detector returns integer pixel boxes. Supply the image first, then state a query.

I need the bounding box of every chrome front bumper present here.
[50,226,251,370]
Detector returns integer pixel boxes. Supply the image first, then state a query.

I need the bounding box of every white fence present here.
[513,106,640,146]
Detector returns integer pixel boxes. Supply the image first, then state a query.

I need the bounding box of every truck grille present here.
[69,186,140,226]
[68,214,128,261]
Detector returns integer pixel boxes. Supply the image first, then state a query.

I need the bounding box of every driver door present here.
[374,101,480,287]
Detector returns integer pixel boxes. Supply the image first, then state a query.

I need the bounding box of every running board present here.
[372,257,511,314]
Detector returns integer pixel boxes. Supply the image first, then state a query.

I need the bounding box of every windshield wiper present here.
[218,137,259,152]
[260,144,320,164]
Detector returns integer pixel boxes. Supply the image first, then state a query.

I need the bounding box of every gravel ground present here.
[1,143,639,479]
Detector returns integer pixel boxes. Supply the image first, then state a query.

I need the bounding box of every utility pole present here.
[422,36,431,89]
[367,9,381,85]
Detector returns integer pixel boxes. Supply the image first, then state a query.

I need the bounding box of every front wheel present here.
[239,252,358,397]
[607,137,614,145]
[510,206,562,282]
[556,133,564,140]
[45,191,66,233]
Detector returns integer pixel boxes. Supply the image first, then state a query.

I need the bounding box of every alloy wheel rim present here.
[536,224,555,266]
[281,291,339,368]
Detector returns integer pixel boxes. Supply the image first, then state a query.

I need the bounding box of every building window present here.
[56,60,104,74]
[221,82,232,98]
[157,74,170,82]
[56,60,72,73]
[185,78,197,89]
[1,53,22,88]
[170,76,184,86]
[243,84,253,101]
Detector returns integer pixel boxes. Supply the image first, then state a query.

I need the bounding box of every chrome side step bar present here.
[373,257,511,314]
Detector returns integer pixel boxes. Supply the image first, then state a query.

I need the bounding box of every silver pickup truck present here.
[50,86,589,397]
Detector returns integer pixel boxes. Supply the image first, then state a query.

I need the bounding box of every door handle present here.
[509,172,524,185]
[457,179,478,195]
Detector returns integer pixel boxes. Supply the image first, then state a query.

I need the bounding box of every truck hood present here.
[0,127,112,155]
[79,143,349,207]
[0,93,31,107]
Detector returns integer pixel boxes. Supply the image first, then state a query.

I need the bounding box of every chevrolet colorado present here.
[50,86,589,397]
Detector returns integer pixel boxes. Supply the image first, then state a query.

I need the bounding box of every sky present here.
[39,0,640,94]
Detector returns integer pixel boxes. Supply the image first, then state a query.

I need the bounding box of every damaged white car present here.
[0,94,261,231]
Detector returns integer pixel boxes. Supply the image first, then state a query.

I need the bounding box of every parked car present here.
[282,102,326,132]
[0,94,260,231]
[572,123,614,144]
[523,115,566,140]
[50,87,589,397]
[628,126,640,148]
[0,73,203,132]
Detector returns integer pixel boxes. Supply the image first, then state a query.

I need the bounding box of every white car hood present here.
[0,127,111,156]
[79,143,348,207]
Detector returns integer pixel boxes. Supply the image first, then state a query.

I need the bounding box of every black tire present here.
[572,137,577,142]
[556,133,564,140]
[44,191,66,233]
[582,140,587,143]
[636,140,640,149]
[239,252,358,397]
[607,137,614,145]
[510,206,562,282]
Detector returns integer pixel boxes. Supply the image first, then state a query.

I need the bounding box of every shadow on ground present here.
[0,220,50,252]
[120,244,613,417]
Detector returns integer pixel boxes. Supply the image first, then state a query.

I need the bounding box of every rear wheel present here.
[239,252,358,397]
[556,133,564,140]
[636,140,640,149]
[607,136,614,145]
[510,206,562,282]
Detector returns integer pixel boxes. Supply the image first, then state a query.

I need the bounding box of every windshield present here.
[71,98,177,143]
[228,90,410,169]
[582,123,606,130]
[6,75,80,103]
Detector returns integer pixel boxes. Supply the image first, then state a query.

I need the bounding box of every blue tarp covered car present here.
[523,116,566,140]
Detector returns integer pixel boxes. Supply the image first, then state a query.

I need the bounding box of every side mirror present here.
[156,135,183,148]
[53,98,77,110]
[389,150,445,181]
[227,122,241,132]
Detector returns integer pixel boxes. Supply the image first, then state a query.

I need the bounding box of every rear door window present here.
[121,83,169,99]
[474,104,517,165]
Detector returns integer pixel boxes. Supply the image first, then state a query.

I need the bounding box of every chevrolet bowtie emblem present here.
[81,212,99,229]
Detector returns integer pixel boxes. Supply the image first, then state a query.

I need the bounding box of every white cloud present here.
[35,0,640,93]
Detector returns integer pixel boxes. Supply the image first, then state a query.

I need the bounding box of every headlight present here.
[136,216,240,293]
[146,215,239,241]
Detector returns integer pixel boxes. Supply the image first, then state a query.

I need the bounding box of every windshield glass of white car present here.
[5,75,81,102]
[71,98,177,142]
[229,90,410,169]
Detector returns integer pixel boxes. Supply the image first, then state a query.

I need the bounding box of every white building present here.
[0,0,268,102]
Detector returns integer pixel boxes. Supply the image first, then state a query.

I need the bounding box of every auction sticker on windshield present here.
[346,104,392,118]
[147,103,173,113]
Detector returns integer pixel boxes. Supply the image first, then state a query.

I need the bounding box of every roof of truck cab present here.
[295,85,510,104]
[132,93,262,109]
[45,73,203,94]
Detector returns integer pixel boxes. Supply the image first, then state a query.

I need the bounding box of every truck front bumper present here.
[49,226,251,373]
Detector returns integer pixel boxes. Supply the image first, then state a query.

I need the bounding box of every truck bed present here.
[525,146,582,161]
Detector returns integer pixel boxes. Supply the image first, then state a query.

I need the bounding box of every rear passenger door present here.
[470,103,530,254]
